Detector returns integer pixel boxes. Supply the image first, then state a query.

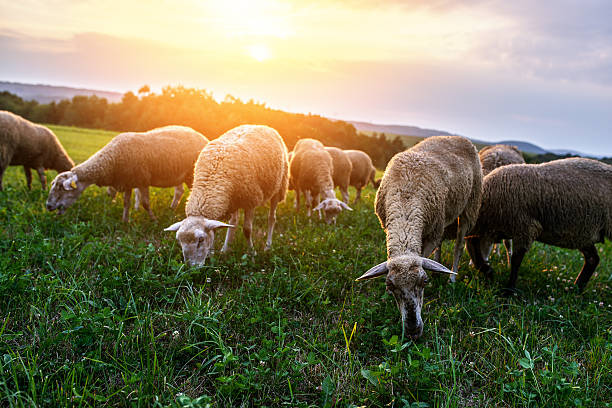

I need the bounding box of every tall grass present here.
[0,126,610,407]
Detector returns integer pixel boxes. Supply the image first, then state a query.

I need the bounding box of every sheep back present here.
[291,146,334,197]
[73,125,207,191]
[324,147,352,190]
[479,144,525,176]
[376,136,482,256]
[186,125,288,220]
[345,149,376,188]
[0,110,73,172]
[472,157,612,249]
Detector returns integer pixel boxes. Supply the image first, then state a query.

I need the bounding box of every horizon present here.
[1,0,611,155]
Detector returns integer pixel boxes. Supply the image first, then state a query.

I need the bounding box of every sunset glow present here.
[0,0,611,155]
[248,44,271,62]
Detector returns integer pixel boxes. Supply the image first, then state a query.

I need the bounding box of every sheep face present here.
[46,172,86,214]
[385,256,428,339]
[165,217,234,266]
[358,255,455,340]
[314,198,352,224]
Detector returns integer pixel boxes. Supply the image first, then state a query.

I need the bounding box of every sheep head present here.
[357,255,455,340]
[46,171,88,214]
[165,216,234,266]
[314,198,352,224]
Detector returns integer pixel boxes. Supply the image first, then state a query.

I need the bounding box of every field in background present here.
[1,126,611,407]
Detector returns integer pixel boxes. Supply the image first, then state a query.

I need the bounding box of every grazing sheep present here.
[466,158,612,292]
[356,136,482,339]
[434,144,525,263]
[46,125,208,222]
[0,110,74,190]
[344,150,379,202]
[164,125,289,266]
[478,144,525,260]
[290,141,351,224]
[324,147,353,203]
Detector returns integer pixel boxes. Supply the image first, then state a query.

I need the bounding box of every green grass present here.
[1,125,611,407]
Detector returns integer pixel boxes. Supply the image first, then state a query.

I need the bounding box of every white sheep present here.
[466,157,612,292]
[289,139,351,224]
[356,136,482,339]
[46,125,208,222]
[164,125,289,266]
[0,110,74,190]
[344,150,379,202]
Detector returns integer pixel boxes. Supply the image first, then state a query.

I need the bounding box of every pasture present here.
[1,125,611,407]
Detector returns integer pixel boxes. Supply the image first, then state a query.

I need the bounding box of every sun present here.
[248,44,271,62]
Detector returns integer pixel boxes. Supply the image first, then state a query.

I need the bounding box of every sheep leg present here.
[170,184,185,209]
[294,189,300,211]
[265,200,278,251]
[0,163,5,191]
[243,208,254,250]
[340,186,349,204]
[122,189,132,222]
[306,191,312,217]
[432,247,442,263]
[138,187,156,220]
[466,237,493,279]
[36,167,47,190]
[133,188,141,210]
[221,211,239,253]
[505,245,528,294]
[575,244,599,291]
[23,166,33,189]
[354,186,362,202]
[450,219,470,282]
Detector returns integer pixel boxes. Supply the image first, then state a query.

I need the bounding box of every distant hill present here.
[350,120,455,138]
[495,140,548,155]
[351,120,601,158]
[0,81,123,103]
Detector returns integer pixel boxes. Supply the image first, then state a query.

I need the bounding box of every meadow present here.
[1,125,611,407]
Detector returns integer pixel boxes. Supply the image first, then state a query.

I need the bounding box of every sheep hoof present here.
[264,245,271,252]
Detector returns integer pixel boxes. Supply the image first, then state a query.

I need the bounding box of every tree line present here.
[0,86,405,168]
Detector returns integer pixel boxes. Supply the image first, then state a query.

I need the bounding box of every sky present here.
[1,0,611,155]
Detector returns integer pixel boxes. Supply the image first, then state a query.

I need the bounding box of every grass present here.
[1,125,611,407]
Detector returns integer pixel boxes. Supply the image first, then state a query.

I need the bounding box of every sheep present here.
[324,146,352,203]
[46,125,208,222]
[164,125,289,266]
[344,149,379,202]
[356,136,482,340]
[0,110,74,190]
[465,157,612,293]
[434,144,525,263]
[478,144,525,260]
[289,140,352,224]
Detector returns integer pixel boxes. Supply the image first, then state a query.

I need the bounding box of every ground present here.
[0,125,610,407]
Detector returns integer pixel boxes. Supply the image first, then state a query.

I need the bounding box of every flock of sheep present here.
[1,109,611,340]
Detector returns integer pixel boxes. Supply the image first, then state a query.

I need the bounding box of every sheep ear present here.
[421,257,456,274]
[62,174,78,190]
[203,220,235,230]
[339,201,353,211]
[164,220,184,232]
[356,261,389,281]
[313,200,328,212]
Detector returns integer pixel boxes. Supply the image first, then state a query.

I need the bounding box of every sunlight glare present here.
[249,44,271,62]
